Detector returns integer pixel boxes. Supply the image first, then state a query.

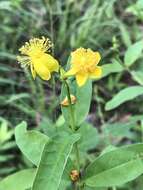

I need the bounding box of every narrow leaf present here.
[102,60,124,78]
[105,86,143,110]
[131,71,143,85]
[124,40,143,67]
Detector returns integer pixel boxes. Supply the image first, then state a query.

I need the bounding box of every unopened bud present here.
[70,170,79,182]
[61,94,76,106]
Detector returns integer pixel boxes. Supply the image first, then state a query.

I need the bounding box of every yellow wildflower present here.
[65,48,102,87]
[17,37,59,80]
[61,94,76,106]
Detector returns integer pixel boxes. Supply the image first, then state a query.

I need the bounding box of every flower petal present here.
[94,52,101,65]
[33,61,51,80]
[76,72,88,87]
[30,64,36,79]
[65,67,78,76]
[44,54,59,72]
[89,66,102,79]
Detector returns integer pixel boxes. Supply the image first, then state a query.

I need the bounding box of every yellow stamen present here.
[17,37,59,80]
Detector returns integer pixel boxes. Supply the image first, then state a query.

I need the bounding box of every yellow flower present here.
[17,37,59,80]
[65,48,102,87]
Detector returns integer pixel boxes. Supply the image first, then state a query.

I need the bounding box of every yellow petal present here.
[30,64,36,79]
[76,72,88,87]
[65,67,78,76]
[94,52,101,65]
[44,54,59,72]
[71,48,86,65]
[31,53,60,80]
[33,60,51,80]
[89,66,102,79]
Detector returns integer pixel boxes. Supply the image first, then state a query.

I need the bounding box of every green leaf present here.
[124,40,143,67]
[58,159,74,190]
[105,86,143,111]
[32,133,80,190]
[85,143,143,187]
[75,81,92,125]
[85,187,107,190]
[0,169,36,190]
[6,93,30,103]
[126,0,143,20]
[0,117,13,143]
[119,23,131,47]
[101,60,124,78]
[131,71,143,85]
[100,145,117,155]
[78,122,99,152]
[15,121,49,166]
[103,115,143,138]
[61,80,92,126]
[39,117,56,137]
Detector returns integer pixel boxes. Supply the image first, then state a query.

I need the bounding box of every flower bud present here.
[61,94,76,106]
[70,170,79,182]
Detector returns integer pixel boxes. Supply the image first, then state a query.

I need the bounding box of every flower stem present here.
[64,81,75,131]
[64,80,82,190]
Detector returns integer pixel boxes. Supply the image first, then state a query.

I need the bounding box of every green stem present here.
[37,80,46,114]
[112,187,117,190]
[64,81,82,190]
[64,81,75,131]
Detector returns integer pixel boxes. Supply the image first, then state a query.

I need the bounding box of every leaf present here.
[101,60,124,78]
[39,117,56,137]
[78,122,99,152]
[61,80,92,126]
[75,81,92,125]
[84,143,143,187]
[32,133,80,190]
[85,187,107,190]
[103,115,143,138]
[15,121,49,166]
[6,93,30,103]
[0,1,12,11]
[119,23,131,47]
[0,169,36,190]
[126,0,143,20]
[0,118,13,142]
[124,41,143,67]
[100,145,117,155]
[58,159,74,190]
[105,86,143,111]
[131,71,143,85]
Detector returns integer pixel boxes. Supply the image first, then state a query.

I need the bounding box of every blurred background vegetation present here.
[1,0,143,189]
